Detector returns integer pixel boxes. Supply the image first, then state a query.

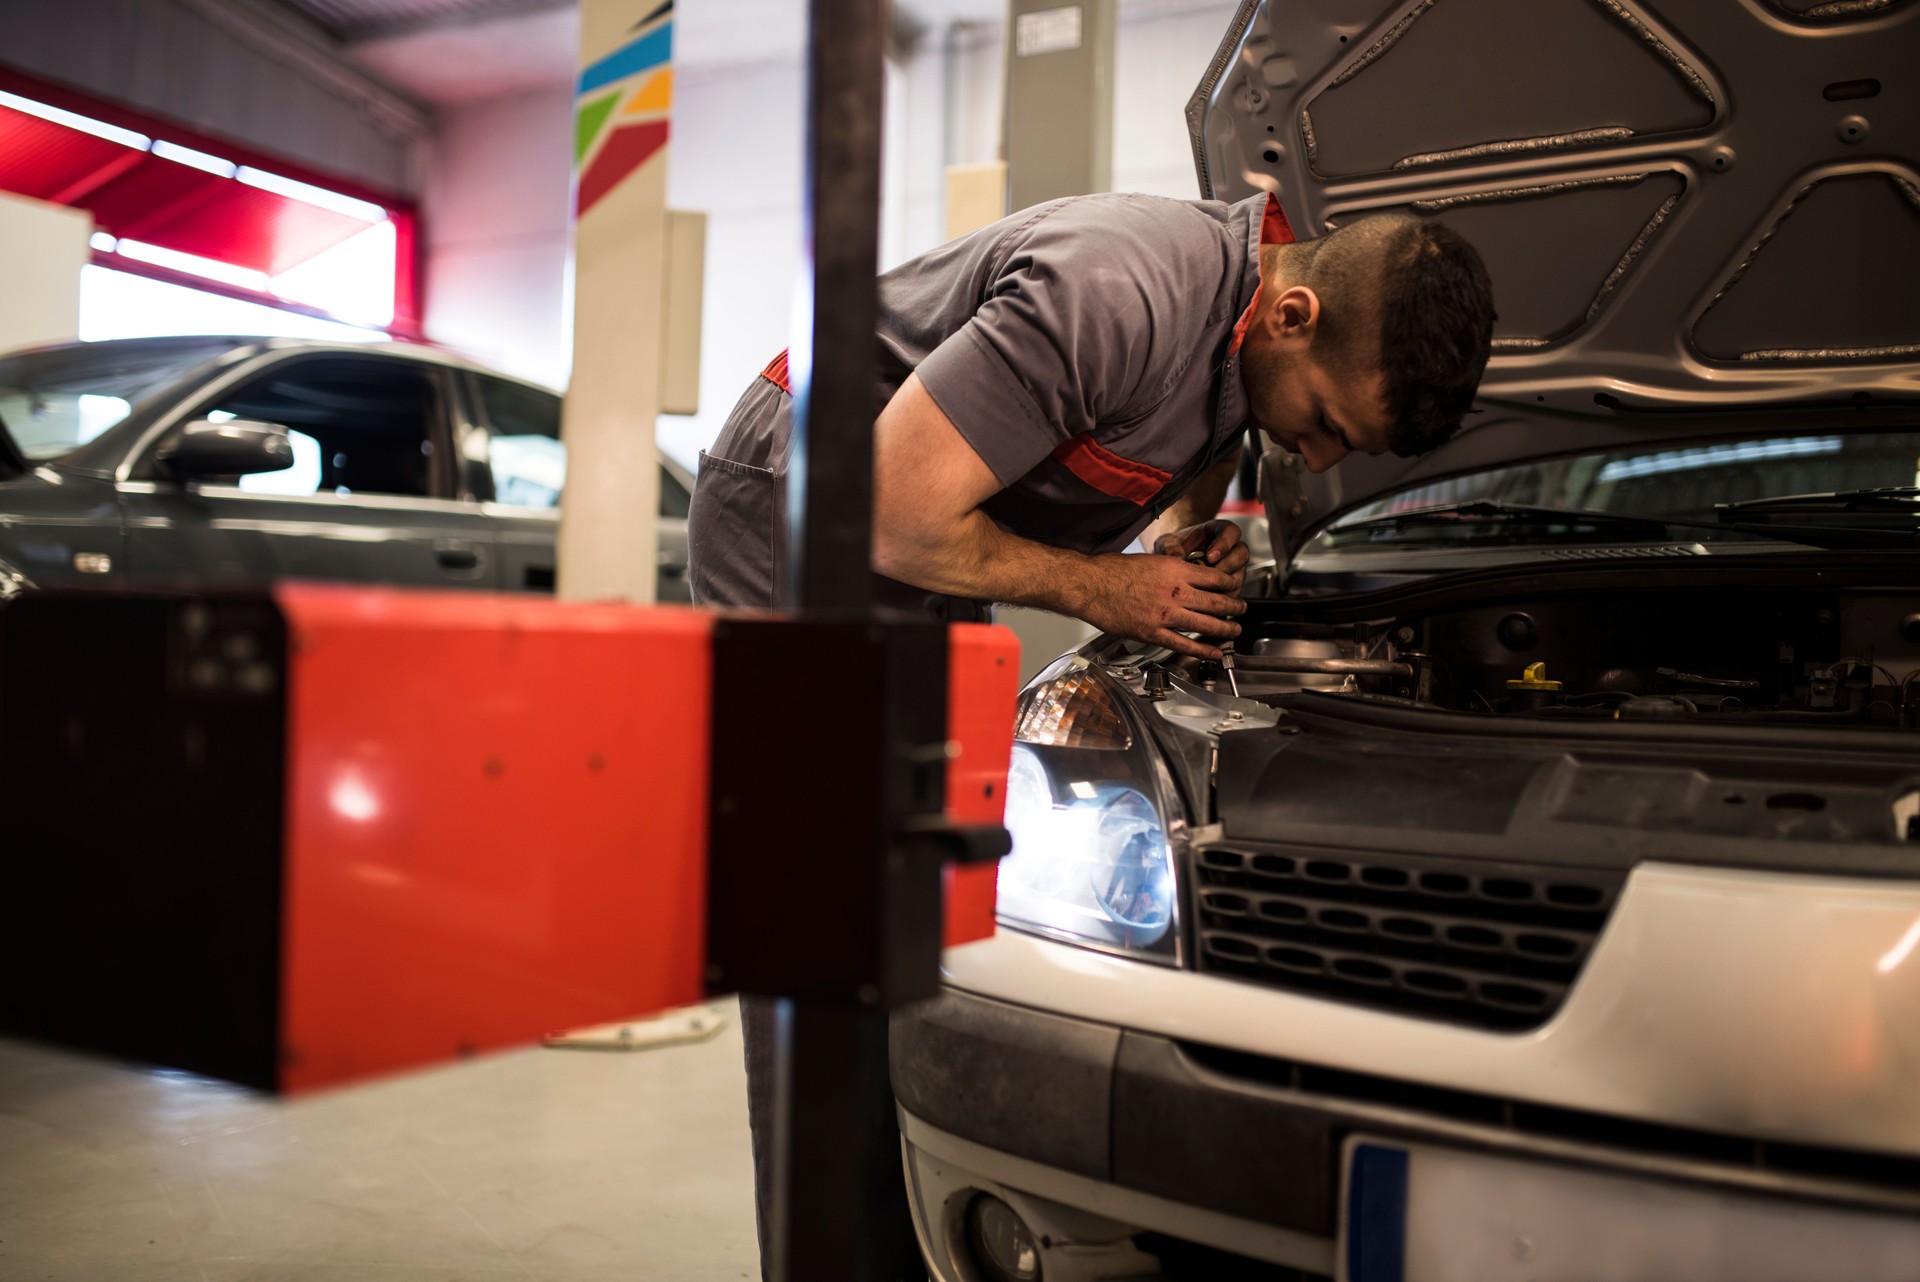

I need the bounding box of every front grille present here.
[1191,844,1624,1029]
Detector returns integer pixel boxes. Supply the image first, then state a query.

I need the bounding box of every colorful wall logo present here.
[574,1,673,218]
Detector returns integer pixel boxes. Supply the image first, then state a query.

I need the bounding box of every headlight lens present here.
[1013,668,1130,748]
[996,666,1180,959]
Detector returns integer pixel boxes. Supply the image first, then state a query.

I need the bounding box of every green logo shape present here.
[574,91,621,164]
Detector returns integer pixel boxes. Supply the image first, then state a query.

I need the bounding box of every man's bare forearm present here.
[866,373,1243,653]
[874,508,1102,616]
[1141,452,1238,549]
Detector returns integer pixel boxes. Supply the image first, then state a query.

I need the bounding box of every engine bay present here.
[1159,558,1920,731]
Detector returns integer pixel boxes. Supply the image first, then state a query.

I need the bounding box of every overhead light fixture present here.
[0,88,150,150]
[152,139,238,178]
[235,166,385,223]
[115,238,270,291]
[89,231,117,253]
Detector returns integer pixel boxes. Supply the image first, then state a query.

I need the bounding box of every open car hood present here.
[1187,0,1920,542]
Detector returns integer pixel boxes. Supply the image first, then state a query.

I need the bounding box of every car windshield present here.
[0,340,237,462]
[1309,430,1920,553]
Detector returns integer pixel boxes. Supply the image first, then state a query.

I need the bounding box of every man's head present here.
[1239,213,1494,473]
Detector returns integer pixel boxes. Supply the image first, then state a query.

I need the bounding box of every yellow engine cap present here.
[1507,661,1563,691]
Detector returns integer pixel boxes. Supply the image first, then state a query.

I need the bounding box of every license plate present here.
[1338,1135,1920,1282]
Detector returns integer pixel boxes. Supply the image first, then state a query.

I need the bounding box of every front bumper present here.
[893,985,1920,1280]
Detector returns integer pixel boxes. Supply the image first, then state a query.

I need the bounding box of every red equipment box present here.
[0,586,1016,1094]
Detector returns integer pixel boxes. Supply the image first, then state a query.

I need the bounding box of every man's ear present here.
[1266,284,1321,347]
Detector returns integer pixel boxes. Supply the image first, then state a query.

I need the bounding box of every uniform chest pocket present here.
[688,450,788,608]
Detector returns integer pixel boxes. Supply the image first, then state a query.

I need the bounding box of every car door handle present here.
[434,540,483,571]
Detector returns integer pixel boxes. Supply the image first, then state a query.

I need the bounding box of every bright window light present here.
[89,231,116,252]
[236,166,385,223]
[239,429,323,496]
[151,139,237,178]
[79,266,390,343]
[115,239,270,291]
[271,219,396,328]
[76,394,131,445]
[0,88,149,149]
[1596,436,1843,483]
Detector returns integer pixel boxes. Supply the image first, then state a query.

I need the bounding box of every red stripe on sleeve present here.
[760,349,791,394]
[1051,434,1172,506]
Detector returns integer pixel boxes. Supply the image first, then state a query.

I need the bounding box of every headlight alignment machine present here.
[0,3,1016,1279]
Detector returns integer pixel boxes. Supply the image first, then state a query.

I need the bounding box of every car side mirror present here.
[158,418,294,480]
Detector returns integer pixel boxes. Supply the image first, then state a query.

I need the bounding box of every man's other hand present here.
[1077,553,1246,661]
[1152,520,1250,592]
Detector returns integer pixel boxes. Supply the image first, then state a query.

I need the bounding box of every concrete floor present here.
[0,1005,759,1281]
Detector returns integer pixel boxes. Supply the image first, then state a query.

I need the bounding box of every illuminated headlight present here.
[996,662,1181,959]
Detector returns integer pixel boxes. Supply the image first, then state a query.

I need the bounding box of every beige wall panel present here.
[944,161,1009,241]
[659,209,706,417]
[0,193,90,353]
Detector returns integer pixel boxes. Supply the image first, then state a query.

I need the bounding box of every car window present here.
[0,339,236,462]
[476,376,565,508]
[188,357,441,499]
[474,374,689,519]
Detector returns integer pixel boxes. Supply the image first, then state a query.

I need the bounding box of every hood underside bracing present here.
[1188,0,1920,531]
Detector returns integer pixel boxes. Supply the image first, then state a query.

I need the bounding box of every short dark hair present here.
[1307,215,1496,457]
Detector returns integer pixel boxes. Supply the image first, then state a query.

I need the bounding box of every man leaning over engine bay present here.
[686,188,1495,1277]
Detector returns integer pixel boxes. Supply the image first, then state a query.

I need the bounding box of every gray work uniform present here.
[688,189,1292,1281]
[687,189,1289,614]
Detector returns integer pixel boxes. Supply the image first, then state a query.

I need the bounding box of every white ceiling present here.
[339,0,1156,107]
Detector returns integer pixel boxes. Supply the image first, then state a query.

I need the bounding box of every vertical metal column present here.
[774,2,913,1280]
[787,0,885,616]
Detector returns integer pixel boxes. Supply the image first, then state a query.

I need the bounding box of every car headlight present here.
[996,659,1182,961]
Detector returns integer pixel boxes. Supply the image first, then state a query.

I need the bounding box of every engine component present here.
[1232,655,1413,680]
[1618,696,1693,721]
[1810,667,1840,710]
[1658,667,1760,694]
[1507,662,1563,710]
[1497,612,1538,651]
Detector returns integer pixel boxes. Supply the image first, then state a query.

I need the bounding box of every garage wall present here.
[653,55,807,470]
[411,0,1242,469]
[421,85,577,391]
[1112,0,1239,197]
[0,0,426,194]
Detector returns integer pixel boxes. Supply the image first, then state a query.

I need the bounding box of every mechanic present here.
[687,189,1495,1276]
[690,190,1492,654]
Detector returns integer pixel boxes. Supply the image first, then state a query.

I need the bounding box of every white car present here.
[892,1,1920,1279]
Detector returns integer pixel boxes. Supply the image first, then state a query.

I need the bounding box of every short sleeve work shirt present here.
[882,190,1286,555]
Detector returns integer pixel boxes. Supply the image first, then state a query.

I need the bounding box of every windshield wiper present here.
[1343,500,1678,535]
[1337,500,1908,550]
[1717,486,1920,515]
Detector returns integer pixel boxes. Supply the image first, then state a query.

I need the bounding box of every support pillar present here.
[1003,0,1116,212]
[558,0,677,602]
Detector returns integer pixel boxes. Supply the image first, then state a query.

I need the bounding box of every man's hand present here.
[1151,520,1250,592]
[1073,553,1245,660]
[870,375,1246,657]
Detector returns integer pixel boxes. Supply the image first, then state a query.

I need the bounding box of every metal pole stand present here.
[703,3,1010,1279]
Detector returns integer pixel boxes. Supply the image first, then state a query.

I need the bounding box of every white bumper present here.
[944,860,1920,1156]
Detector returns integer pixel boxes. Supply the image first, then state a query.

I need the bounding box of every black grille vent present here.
[1191,844,1624,1029]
